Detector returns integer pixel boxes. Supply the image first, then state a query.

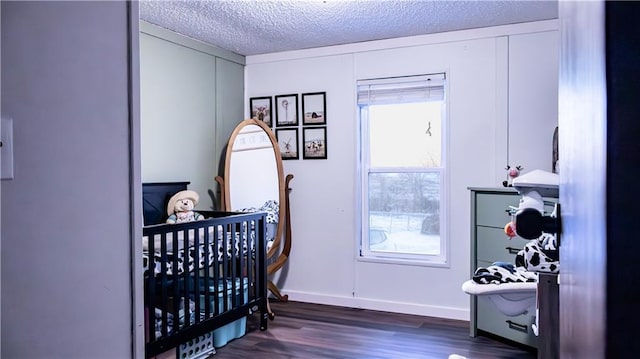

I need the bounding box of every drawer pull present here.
[505,246,521,254]
[505,207,518,216]
[506,320,529,333]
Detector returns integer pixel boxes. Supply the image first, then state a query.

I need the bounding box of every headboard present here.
[142,182,190,226]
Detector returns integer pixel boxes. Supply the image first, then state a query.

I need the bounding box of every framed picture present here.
[302,127,327,160]
[275,94,299,127]
[302,92,326,125]
[276,128,299,160]
[249,96,272,127]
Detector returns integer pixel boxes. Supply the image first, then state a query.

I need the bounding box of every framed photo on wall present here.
[302,92,326,126]
[302,127,327,160]
[249,96,272,127]
[275,94,299,127]
[276,128,299,160]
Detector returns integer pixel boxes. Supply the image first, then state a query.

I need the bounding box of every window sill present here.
[357,254,450,268]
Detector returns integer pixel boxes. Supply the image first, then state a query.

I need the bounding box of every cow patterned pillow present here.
[472,261,537,284]
[237,200,279,224]
[516,233,559,273]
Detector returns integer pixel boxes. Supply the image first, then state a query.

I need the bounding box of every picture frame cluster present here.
[249,92,327,160]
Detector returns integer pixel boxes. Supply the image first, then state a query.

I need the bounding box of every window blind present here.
[357,73,446,105]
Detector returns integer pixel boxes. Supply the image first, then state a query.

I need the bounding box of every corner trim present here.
[128,2,144,358]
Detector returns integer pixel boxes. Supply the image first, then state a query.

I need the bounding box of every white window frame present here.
[357,73,449,266]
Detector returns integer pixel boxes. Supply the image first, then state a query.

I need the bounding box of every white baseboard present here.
[279,290,470,321]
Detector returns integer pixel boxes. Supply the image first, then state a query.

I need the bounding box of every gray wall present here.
[1,1,137,357]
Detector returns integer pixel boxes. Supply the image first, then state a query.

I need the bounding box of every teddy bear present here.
[166,190,205,224]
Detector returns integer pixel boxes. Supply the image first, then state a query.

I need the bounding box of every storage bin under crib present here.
[171,277,249,359]
[191,277,249,348]
[176,332,215,359]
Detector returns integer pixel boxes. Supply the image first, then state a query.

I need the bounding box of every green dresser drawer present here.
[476,226,530,264]
[469,188,553,349]
[477,294,538,348]
[475,193,519,228]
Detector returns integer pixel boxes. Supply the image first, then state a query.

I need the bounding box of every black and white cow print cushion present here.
[237,200,279,224]
[472,261,537,284]
[473,233,559,285]
[515,233,559,273]
[238,200,280,245]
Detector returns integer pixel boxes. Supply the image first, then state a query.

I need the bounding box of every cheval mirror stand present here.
[215,119,294,319]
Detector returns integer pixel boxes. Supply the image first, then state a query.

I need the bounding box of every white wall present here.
[508,31,560,172]
[246,20,558,320]
[1,2,139,357]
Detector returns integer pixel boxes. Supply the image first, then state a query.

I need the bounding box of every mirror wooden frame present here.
[215,119,294,318]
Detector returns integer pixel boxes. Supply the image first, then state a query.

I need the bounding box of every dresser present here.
[469,187,538,348]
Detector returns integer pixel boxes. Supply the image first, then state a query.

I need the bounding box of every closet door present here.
[215,58,245,171]
[508,31,559,173]
[140,31,217,205]
[140,23,246,210]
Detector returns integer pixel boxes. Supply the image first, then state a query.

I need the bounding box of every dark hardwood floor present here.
[211,300,536,359]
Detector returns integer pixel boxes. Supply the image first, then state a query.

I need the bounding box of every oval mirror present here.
[225,120,284,215]
[216,119,293,317]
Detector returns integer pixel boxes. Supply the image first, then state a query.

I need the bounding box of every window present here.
[358,74,447,264]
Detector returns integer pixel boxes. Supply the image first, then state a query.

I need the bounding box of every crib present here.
[143,182,269,358]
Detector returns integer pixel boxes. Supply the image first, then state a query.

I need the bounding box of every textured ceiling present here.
[139,0,558,56]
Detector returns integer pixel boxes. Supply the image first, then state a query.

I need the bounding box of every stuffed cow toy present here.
[166,190,205,224]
